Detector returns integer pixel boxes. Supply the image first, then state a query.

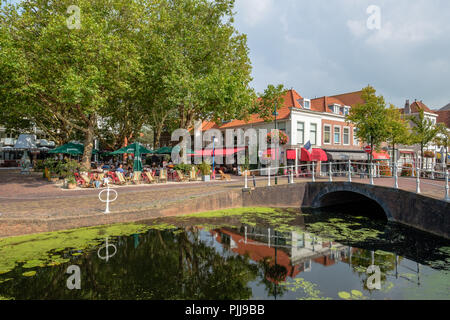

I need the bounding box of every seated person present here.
[116,164,125,173]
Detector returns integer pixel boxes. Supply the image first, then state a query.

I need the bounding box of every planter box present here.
[67,183,77,190]
[202,175,211,182]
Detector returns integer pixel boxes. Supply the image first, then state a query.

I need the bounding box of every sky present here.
[233,0,450,110]
[4,0,450,110]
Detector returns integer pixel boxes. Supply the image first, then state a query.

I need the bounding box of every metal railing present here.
[242,160,450,202]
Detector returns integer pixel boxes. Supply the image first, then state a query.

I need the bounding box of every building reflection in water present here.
[208,225,422,291]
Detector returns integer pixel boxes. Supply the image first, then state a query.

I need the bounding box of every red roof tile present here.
[311,91,364,114]
[410,101,437,115]
[203,89,304,130]
[437,110,450,128]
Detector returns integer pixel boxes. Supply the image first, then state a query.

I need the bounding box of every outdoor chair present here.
[115,172,128,185]
[159,169,168,183]
[218,170,231,181]
[144,171,157,184]
[80,173,95,188]
[108,172,120,184]
[176,170,189,182]
[74,172,85,187]
[131,171,142,184]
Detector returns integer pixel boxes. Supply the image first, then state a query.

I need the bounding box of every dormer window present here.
[343,106,350,116]
[303,99,311,109]
[329,104,341,114]
[298,99,311,109]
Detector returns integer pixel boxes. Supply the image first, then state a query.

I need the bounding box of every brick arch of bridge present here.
[309,184,394,220]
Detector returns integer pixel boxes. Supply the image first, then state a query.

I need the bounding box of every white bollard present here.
[98,185,118,214]
[312,163,316,182]
[268,166,271,187]
[370,163,374,185]
[244,170,248,189]
[348,160,352,183]
[445,170,449,202]
[329,162,333,182]
[394,163,398,189]
[416,167,421,194]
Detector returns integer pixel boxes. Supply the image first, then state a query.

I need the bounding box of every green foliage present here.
[409,110,441,168]
[66,175,76,185]
[386,104,411,162]
[173,164,196,174]
[198,161,212,176]
[255,84,287,121]
[346,86,389,160]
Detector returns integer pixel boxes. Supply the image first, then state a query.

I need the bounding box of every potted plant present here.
[199,161,211,182]
[267,130,289,145]
[66,175,77,189]
[424,151,435,158]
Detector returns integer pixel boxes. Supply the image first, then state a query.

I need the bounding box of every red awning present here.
[286,149,297,160]
[193,147,246,157]
[372,151,390,160]
[300,148,328,162]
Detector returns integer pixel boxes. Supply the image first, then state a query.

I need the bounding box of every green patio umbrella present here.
[48,142,99,155]
[110,142,154,171]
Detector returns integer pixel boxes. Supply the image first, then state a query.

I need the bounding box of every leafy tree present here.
[256,84,287,122]
[0,0,147,169]
[432,123,449,167]
[385,104,411,165]
[409,110,440,170]
[139,0,256,137]
[346,86,389,165]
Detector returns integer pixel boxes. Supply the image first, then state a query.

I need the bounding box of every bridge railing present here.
[242,161,450,202]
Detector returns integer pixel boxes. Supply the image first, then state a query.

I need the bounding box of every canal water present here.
[0,207,449,300]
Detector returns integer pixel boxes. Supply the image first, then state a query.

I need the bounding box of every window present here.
[297,122,304,145]
[310,123,317,145]
[330,104,340,114]
[343,107,350,116]
[277,122,286,133]
[353,128,359,146]
[324,125,331,144]
[343,127,350,145]
[304,99,311,109]
[334,126,341,144]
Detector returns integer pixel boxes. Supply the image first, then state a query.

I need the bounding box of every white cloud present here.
[234,0,450,108]
[235,0,275,27]
[346,20,367,37]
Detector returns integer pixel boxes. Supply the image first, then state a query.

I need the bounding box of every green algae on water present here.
[22,271,36,277]
[0,222,153,275]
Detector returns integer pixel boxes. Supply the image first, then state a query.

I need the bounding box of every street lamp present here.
[273,102,279,185]
[212,136,217,180]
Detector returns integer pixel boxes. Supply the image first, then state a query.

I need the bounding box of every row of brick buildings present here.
[198,89,449,170]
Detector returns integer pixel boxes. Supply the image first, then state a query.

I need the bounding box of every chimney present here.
[405,99,410,114]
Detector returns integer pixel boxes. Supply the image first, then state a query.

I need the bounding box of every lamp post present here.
[273,102,279,185]
[212,136,216,180]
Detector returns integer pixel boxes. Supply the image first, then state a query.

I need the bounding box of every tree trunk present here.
[81,119,95,170]
[154,124,164,149]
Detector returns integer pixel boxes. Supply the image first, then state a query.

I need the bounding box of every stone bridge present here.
[242,182,450,239]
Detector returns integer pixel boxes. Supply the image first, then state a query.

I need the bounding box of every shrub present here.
[198,161,211,176]
[174,163,195,174]
[424,151,435,158]
[401,164,415,177]
[379,165,392,176]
